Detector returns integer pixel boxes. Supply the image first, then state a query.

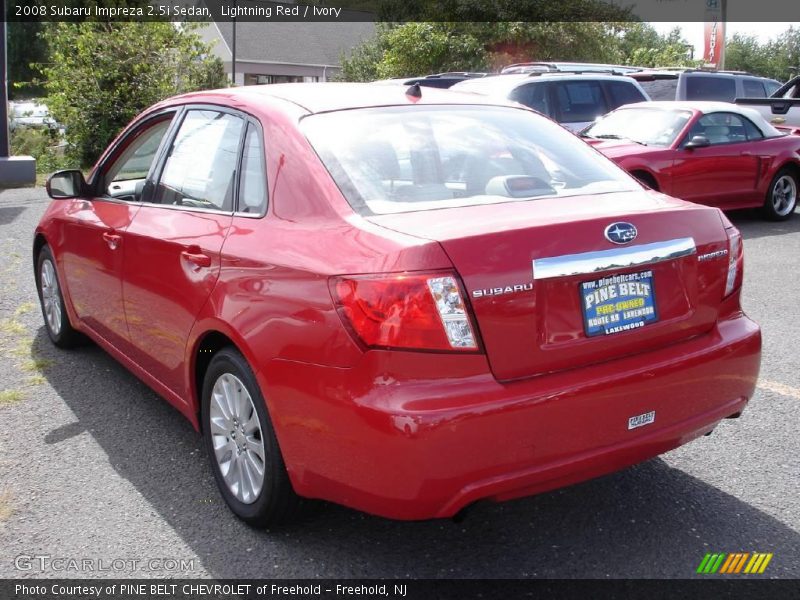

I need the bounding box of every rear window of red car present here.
[301,105,638,216]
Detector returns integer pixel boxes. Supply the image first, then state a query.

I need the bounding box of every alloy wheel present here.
[772,175,797,217]
[40,258,62,336]
[208,373,266,504]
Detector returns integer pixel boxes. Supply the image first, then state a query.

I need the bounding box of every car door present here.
[58,111,177,350]
[121,106,244,396]
[668,112,761,207]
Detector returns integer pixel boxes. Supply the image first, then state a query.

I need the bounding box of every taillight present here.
[724,227,744,297]
[330,272,479,352]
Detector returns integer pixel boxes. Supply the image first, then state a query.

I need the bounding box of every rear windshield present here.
[686,75,736,101]
[637,78,678,101]
[301,105,638,216]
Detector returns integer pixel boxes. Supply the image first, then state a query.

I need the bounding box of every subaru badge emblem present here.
[604,222,638,245]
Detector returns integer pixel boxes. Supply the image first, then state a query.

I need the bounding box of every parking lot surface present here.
[0,187,798,579]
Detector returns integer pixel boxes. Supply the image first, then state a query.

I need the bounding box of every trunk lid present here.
[367,191,730,381]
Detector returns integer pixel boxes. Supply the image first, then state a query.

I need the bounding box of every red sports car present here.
[582,101,800,220]
[36,84,761,526]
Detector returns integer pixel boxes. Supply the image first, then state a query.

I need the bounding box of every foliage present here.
[614,24,699,68]
[6,22,49,99]
[726,27,800,81]
[339,21,698,81]
[42,22,227,167]
[10,128,70,174]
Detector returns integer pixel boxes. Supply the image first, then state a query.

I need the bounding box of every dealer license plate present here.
[580,270,657,337]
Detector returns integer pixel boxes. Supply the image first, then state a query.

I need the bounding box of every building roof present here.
[212,20,376,67]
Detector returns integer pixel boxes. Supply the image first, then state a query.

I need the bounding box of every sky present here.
[650,22,798,60]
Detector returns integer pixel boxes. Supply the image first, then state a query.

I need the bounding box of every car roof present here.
[167,82,522,115]
[451,73,640,96]
[613,101,783,137]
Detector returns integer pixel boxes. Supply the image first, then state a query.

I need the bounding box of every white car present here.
[10,101,58,131]
[451,72,651,132]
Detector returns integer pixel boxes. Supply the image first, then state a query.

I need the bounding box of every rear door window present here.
[605,81,647,109]
[154,109,245,211]
[509,83,550,116]
[551,81,608,124]
[636,78,678,101]
[685,75,736,101]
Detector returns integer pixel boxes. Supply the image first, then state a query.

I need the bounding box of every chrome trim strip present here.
[532,237,696,280]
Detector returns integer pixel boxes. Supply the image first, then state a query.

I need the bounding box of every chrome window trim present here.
[533,237,696,280]
[138,201,233,216]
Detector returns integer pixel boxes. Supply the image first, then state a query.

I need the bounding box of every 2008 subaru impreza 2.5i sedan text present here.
[34,83,761,526]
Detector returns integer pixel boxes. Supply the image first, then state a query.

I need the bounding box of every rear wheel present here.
[36,245,82,348]
[201,347,301,527]
[763,168,798,221]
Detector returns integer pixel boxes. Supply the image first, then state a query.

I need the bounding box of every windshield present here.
[584,107,692,147]
[301,105,639,216]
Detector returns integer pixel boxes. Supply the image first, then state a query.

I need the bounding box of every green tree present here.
[616,24,697,68]
[339,21,698,81]
[725,34,780,79]
[43,22,227,166]
[6,22,49,98]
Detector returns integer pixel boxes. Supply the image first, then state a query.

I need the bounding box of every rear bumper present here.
[259,314,761,520]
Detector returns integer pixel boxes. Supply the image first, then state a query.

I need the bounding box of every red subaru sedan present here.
[35,84,761,526]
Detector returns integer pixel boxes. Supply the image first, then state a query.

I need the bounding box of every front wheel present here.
[36,245,82,348]
[763,168,798,221]
[201,347,301,527]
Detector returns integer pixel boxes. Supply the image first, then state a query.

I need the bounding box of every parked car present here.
[452,72,650,131]
[36,83,761,526]
[9,100,58,131]
[735,74,800,129]
[372,72,489,89]
[629,69,782,102]
[582,101,799,220]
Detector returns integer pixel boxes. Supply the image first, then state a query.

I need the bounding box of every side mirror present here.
[685,135,711,150]
[46,169,88,199]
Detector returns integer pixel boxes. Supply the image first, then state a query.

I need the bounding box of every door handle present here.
[102,232,121,250]
[181,248,212,268]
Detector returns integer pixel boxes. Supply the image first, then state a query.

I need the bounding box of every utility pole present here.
[0,0,36,185]
[0,0,9,158]
[231,0,237,86]
[720,0,727,70]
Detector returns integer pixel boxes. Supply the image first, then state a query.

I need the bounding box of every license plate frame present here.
[580,270,658,337]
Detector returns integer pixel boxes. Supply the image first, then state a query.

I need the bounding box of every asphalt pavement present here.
[0,187,798,579]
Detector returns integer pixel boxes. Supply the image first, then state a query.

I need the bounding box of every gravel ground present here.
[0,187,797,579]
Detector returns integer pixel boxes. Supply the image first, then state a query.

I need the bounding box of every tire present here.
[35,245,82,348]
[763,167,798,221]
[633,171,659,191]
[201,347,301,527]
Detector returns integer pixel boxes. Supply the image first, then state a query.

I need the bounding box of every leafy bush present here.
[42,22,227,168]
[10,127,70,174]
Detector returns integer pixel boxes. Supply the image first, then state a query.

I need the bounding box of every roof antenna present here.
[406,83,422,101]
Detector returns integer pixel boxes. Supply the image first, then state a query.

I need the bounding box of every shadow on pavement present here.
[32,327,800,579]
[0,205,28,226]
[728,208,800,241]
